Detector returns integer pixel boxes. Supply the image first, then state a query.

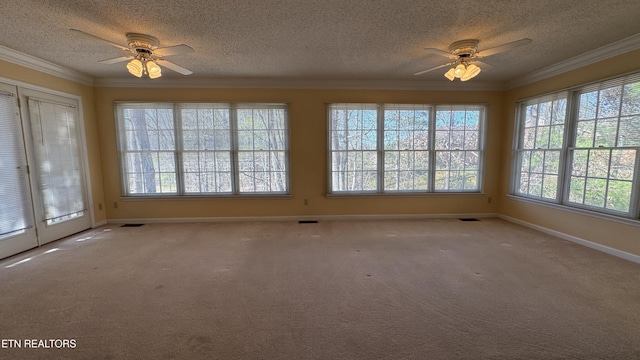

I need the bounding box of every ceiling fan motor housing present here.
[448,39,479,58]
[126,33,159,53]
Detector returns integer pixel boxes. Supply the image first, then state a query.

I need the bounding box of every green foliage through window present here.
[513,73,640,219]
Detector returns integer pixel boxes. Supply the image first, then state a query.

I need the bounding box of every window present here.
[116,103,289,196]
[434,107,483,191]
[328,103,485,194]
[512,73,640,219]
[514,94,567,201]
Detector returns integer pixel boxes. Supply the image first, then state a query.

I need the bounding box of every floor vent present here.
[459,218,480,222]
[298,220,318,224]
[121,224,144,227]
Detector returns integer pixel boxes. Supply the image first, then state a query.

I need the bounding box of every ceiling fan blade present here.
[424,47,455,58]
[158,60,193,75]
[154,44,195,57]
[98,56,132,64]
[473,59,494,68]
[413,63,452,76]
[478,38,532,58]
[70,29,130,52]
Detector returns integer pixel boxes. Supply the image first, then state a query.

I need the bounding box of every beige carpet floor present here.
[0,218,639,359]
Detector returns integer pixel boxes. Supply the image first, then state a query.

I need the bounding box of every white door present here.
[0,83,38,259]
[20,89,91,245]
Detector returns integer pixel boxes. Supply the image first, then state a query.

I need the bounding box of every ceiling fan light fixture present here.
[460,63,481,81]
[126,59,144,77]
[146,60,162,79]
[453,63,466,78]
[444,68,456,81]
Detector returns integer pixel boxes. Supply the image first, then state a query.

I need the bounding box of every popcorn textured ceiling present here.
[1,0,639,85]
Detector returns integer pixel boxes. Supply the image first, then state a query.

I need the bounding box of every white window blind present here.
[28,98,85,223]
[0,92,33,238]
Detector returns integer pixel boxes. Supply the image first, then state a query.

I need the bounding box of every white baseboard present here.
[93,220,108,227]
[106,212,497,224]
[498,214,640,265]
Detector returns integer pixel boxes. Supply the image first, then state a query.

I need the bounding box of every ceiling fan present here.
[414,38,532,81]
[70,29,194,79]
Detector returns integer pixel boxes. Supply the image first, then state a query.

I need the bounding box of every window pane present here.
[542,175,558,199]
[598,86,622,119]
[622,83,640,115]
[606,180,632,212]
[609,149,635,181]
[568,177,585,203]
[575,120,595,148]
[578,92,598,120]
[594,119,618,147]
[618,116,640,146]
[584,178,606,208]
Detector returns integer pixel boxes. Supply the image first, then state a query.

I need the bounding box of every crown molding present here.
[93,76,505,91]
[507,33,640,89]
[0,45,93,86]
[5,32,640,92]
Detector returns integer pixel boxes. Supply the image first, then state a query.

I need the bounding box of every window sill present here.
[506,194,640,228]
[120,194,292,201]
[326,192,486,199]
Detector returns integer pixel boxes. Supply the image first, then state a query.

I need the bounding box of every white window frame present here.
[512,93,569,202]
[115,102,290,197]
[511,72,640,220]
[327,103,486,195]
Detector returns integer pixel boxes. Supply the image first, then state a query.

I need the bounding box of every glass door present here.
[0,83,38,259]
[21,89,91,245]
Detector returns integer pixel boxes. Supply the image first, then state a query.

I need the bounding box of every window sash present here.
[116,103,289,196]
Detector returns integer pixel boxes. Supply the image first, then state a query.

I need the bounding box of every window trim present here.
[327,103,487,195]
[114,102,290,197]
